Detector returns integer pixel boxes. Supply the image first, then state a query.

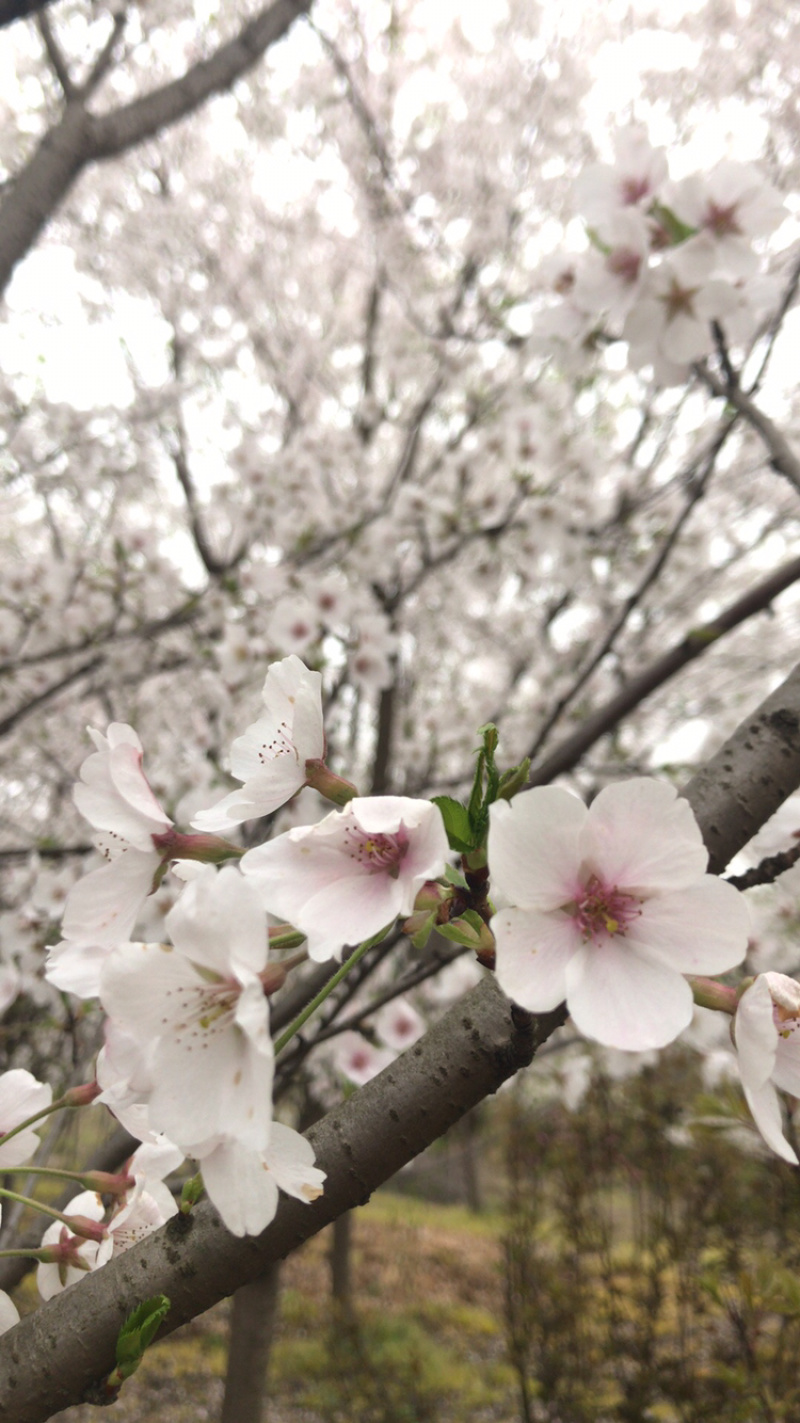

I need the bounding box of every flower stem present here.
[273,926,391,1056]
[687,975,738,1014]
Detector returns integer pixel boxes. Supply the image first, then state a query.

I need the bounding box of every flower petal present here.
[493,906,576,1011]
[488,788,586,911]
[565,939,694,1050]
[623,877,749,975]
[581,780,708,893]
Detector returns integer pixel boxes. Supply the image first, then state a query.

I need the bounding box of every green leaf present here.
[443,863,467,888]
[497,758,531,801]
[431,796,475,852]
[116,1295,171,1368]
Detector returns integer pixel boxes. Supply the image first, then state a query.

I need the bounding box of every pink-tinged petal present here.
[166,867,268,977]
[581,780,708,893]
[565,939,693,1050]
[61,849,159,948]
[294,872,402,961]
[734,977,778,1092]
[107,739,172,832]
[493,906,577,1012]
[742,1079,798,1165]
[489,788,586,911]
[198,1140,280,1237]
[191,787,273,834]
[624,877,749,975]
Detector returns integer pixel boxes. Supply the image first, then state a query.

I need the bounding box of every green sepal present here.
[409,910,437,950]
[497,758,531,801]
[443,863,468,888]
[648,200,698,246]
[437,910,488,948]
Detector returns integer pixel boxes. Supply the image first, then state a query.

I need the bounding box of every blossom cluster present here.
[1,649,798,1338]
[537,126,784,385]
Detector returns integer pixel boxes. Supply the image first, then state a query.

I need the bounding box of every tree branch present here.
[0,0,312,298]
[527,552,800,786]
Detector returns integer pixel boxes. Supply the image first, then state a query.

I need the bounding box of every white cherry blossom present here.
[573,126,668,230]
[0,1292,18,1334]
[733,972,800,1165]
[100,867,274,1153]
[193,1123,325,1237]
[374,999,426,1052]
[334,1031,396,1086]
[241,796,449,962]
[0,1069,53,1168]
[489,779,750,1052]
[192,655,324,833]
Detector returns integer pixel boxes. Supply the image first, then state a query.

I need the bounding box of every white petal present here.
[166,867,268,977]
[734,977,778,1092]
[263,1122,325,1202]
[62,850,159,948]
[581,780,708,893]
[624,878,749,975]
[199,1140,280,1237]
[46,939,109,999]
[566,940,693,1050]
[488,788,586,911]
[0,1291,19,1334]
[493,906,576,1012]
[742,1079,798,1164]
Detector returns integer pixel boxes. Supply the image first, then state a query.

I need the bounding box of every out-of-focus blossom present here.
[374,999,426,1052]
[0,1069,53,1168]
[334,1032,395,1086]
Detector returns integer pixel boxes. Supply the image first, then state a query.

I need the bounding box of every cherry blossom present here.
[191,1123,326,1237]
[37,1191,105,1300]
[661,160,784,277]
[374,999,426,1052]
[573,126,668,230]
[623,240,739,382]
[733,972,800,1165]
[55,723,173,954]
[191,656,324,833]
[334,1031,396,1086]
[99,867,274,1153]
[488,779,750,1052]
[0,1069,53,1168]
[241,796,449,961]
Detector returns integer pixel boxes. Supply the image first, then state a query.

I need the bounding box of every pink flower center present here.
[344,826,409,879]
[774,1004,800,1040]
[569,875,642,944]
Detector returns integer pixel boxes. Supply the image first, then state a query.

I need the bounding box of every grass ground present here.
[48,1192,519,1423]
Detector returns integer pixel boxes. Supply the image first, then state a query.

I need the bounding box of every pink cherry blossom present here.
[334,1031,396,1086]
[73,724,172,851]
[573,126,668,230]
[662,160,784,277]
[623,239,740,382]
[99,867,274,1153]
[733,972,800,1165]
[489,779,750,1052]
[192,655,324,833]
[374,999,426,1052]
[37,1191,105,1300]
[240,796,449,962]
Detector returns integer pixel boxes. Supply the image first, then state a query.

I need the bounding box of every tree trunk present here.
[220,1263,282,1423]
[330,1210,355,1319]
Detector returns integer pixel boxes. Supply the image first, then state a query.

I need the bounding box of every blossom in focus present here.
[56,723,173,956]
[192,655,324,833]
[733,972,800,1165]
[194,1122,326,1237]
[241,796,449,961]
[100,867,274,1153]
[0,1069,53,1168]
[488,779,750,1052]
[37,1191,105,1300]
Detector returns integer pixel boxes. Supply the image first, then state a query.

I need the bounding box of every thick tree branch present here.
[527,552,800,786]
